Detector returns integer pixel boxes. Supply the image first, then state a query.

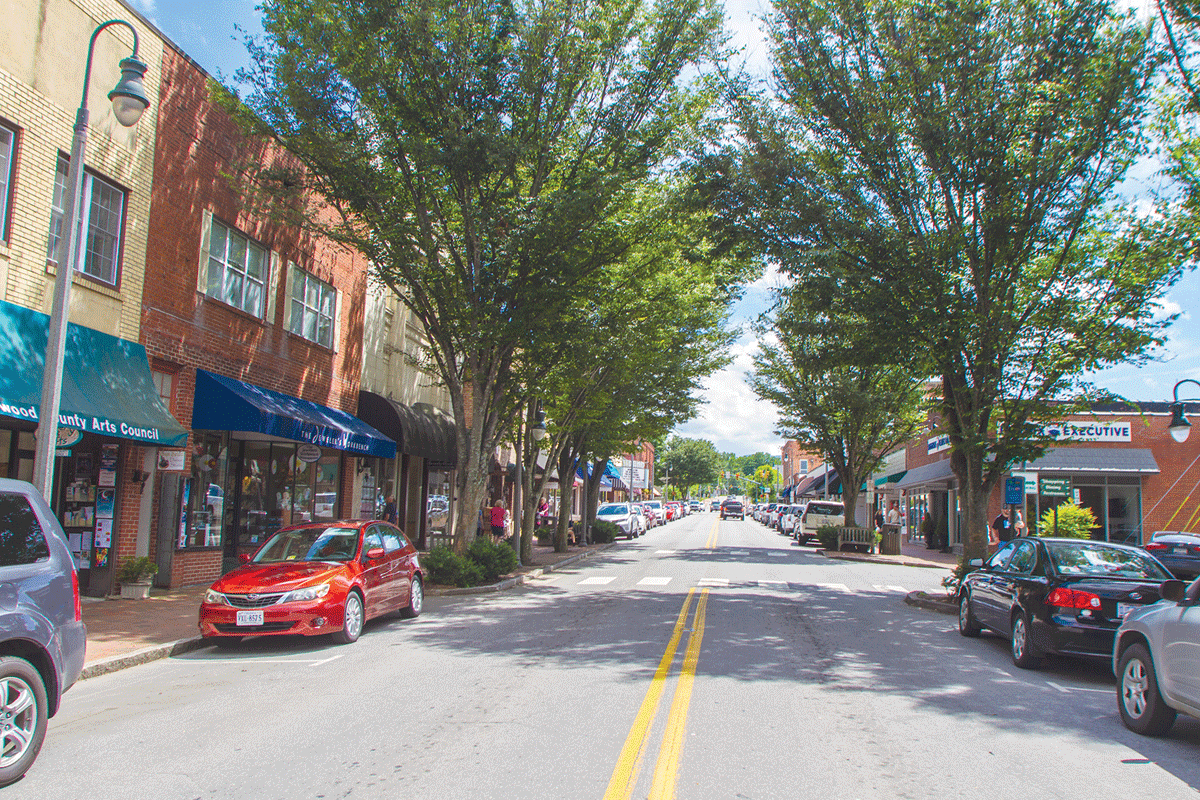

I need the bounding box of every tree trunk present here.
[555,444,578,552]
[451,366,504,554]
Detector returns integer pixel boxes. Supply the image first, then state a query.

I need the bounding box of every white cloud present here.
[128,0,157,19]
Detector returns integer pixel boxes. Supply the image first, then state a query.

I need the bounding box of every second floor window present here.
[289,267,335,348]
[207,218,267,317]
[47,155,126,285]
[0,123,14,241]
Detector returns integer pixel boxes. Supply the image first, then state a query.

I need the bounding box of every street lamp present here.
[32,20,150,499]
[1168,379,1200,444]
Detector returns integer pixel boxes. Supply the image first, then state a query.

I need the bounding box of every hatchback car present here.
[1142,531,1200,580]
[200,520,423,645]
[0,479,86,787]
[1114,577,1200,736]
[596,503,645,539]
[720,498,744,520]
[958,537,1174,669]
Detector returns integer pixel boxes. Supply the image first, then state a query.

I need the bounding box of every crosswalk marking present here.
[757,580,788,588]
[656,550,676,555]
[577,576,617,586]
[526,575,561,585]
[638,577,672,586]
[698,578,730,587]
[728,550,749,556]
[872,584,908,593]
[766,552,787,558]
[816,582,851,593]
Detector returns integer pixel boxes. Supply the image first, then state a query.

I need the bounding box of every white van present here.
[797,500,845,545]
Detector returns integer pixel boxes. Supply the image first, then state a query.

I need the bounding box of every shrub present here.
[423,546,485,588]
[591,520,620,543]
[941,559,978,599]
[816,526,840,551]
[1037,501,1097,539]
[117,556,157,584]
[467,537,519,582]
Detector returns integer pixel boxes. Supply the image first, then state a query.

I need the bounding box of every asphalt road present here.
[21,512,1200,799]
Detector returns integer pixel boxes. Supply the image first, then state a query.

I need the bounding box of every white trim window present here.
[0,123,14,240]
[47,155,126,285]
[289,266,336,348]
[207,218,268,317]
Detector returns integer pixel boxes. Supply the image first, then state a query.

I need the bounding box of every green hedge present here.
[424,538,519,587]
[591,520,620,543]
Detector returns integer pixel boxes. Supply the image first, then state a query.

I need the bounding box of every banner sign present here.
[1037,420,1131,443]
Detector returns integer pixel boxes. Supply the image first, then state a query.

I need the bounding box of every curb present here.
[817,549,955,570]
[432,542,616,596]
[904,591,957,616]
[81,636,207,680]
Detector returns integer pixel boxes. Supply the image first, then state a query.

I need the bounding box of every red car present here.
[666,502,680,521]
[199,519,423,645]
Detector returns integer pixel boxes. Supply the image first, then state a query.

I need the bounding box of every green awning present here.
[873,470,908,487]
[0,299,188,446]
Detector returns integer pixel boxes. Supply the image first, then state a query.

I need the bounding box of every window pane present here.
[317,316,332,348]
[303,307,317,340]
[47,156,69,261]
[244,280,263,318]
[0,126,13,236]
[246,243,264,280]
[224,270,243,308]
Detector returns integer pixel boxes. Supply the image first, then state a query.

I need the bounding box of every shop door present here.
[155,474,183,588]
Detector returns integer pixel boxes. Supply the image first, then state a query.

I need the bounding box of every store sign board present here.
[1004,477,1025,506]
[1040,477,1073,497]
[1038,420,1131,442]
[157,449,187,471]
[1010,471,1037,495]
[297,444,322,463]
[927,434,951,455]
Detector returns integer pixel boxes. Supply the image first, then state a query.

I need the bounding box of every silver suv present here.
[0,479,86,785]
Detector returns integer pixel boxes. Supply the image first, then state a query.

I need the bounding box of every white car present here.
[797,500,845,545]
[780,504,803,535]
[642,500,666,526]
[597,503,645,539]
[1114,577,1200,736]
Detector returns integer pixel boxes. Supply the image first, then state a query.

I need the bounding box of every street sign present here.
[1004,477,1025,506]
[1039,477,1072,497]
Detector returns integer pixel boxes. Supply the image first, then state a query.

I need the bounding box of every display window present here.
[181,432,231,549]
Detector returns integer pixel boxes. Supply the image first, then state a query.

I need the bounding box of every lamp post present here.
[32,20,150,500]
[1168,379,1200,443]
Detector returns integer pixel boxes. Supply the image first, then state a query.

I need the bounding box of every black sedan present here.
[957,537,1175,669]
[1142,531,1200,580]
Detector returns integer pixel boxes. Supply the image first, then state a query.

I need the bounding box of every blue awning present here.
[0,299,187,446]
[192,370,395,458]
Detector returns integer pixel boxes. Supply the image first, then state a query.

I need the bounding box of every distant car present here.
[780,504,803,535]
[1142,531,1200,580]
[1114,577,1200,735]
[665,502,681,521]
[0,479,86,787]
[643,501,666,526]
[709,500,719,512]
[689,500,701,513]
[720,498,744,520]
[798,501,845,545]
[200,519,423,646]
[597,503,645,539]
[958,537,1175,669]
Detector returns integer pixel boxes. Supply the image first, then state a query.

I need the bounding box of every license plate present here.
[1117,603,1138,619]
[1175,546,1190,555]
[236,609,264,626]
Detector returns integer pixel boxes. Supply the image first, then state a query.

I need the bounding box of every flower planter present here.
[120,581,152,600]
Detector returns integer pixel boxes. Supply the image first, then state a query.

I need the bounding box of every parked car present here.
[1114,577,1200,735]
[709,499,720,512]
[1142,531,1200,580]
[643,501,666,526]
[638,503,657,529]
[768,503,786,529]
[797,500,845,545]
[780,504,803,535]
[597,503,645,539]
[957,537,1175,669]
[200,519,423,646]
[689,500,701,513]
[720,497,744,520]
[0,479,86,787]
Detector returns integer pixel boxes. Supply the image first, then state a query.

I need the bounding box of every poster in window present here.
[98,444,118,487]
[94,518,113,548]
[75,453,93,479]
[94,547,109,568]
[96,488,115,519]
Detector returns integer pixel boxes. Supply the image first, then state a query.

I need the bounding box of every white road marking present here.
[310,654,344,668]
[767,552,787,558]
[577,576,616,585]
[872,584,909,593]
[816,582,851,593]
[638,577,672,586]
[1047,681,1110,694]
[728,550,749,556]
[655,550,676,555]
[698,578,730,587]
[758,580,788,588]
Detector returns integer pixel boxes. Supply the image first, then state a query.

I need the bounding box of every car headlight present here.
[204,589,228,606]
[281,583,331,604]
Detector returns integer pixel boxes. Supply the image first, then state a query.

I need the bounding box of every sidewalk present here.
[78,541,608,679]
[819,537,960,569]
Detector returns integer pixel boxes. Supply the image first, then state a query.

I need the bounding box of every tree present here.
[232,0,726,549]
[713,0,1190,559]
[660,437,721,497]
[753,464,782,500]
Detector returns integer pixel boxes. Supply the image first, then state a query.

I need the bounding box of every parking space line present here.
[310,653,344,668]
[655,550,677,555]
[757,580,788,588]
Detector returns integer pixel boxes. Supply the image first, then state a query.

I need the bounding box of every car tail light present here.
[72,567,82,622]
[1142,542,1169,552]
[1046,587,1102,609]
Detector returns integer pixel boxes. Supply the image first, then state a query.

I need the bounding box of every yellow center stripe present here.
[705,517,719,549]
[602,588,697,800]
[648,588,708,800]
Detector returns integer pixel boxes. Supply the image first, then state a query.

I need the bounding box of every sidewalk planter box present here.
[120,582,152,600]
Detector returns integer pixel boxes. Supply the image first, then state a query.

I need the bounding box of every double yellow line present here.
[603,587,710,800]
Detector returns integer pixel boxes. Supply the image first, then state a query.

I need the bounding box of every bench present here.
[835,527,877,554]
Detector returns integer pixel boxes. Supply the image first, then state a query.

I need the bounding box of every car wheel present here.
[958,594,982,637]
[332,591,365,644]
[1010,611,1041,669]
[1118,643,1177,736]
[400,576,424,620]
[0,656,48,788]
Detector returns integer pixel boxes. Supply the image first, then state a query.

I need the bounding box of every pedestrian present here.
[383,494,397,525]
[490,499,507,541]
[992,507,1013,544]
[873,507,885,533]
[1013,508,1026,537]
[886,501,900,525]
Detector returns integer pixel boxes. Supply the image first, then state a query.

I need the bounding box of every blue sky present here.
[128,0,1200,457]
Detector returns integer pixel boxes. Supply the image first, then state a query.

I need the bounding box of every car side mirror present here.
[238,553,252,564]
[1186,578,1200,604]
[1161,579,1186,603]
[366,547,385,561]
[968,558,983,568]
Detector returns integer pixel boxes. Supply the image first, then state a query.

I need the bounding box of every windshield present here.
[598,504,630,515]
[1045,541,1173,580]
[253,526,360,563]
[807,503,843,516]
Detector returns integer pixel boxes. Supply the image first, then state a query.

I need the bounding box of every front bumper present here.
[199,598,343,638]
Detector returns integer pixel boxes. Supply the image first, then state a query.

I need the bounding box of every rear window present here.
[806,503,844,517]
[0,492,51,566]
[598,504,629,515]
[1045,542,1172,580]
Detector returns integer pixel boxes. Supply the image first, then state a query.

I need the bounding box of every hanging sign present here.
[57,427,84,448]
[297,444,322,463]
[157,449,187,471]
[1004,477,1025,506]
[1040,477,1073,497]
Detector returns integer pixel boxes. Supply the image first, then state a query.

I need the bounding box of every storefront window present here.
[182,433,229,549]
[239,441,272,551]
[315,452,339,520]
[427,469,452,535]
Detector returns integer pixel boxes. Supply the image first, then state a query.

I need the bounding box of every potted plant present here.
[117,556,158,599]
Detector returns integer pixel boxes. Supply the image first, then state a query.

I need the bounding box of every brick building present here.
[779,441,823,500]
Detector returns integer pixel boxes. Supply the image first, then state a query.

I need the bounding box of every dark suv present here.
[0,479,86,786]
[720,498,744,520]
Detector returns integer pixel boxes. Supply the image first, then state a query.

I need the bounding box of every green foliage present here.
[117,556,158,584]
[590,520,620,544]
[466,537,520,582]
[661,437,722,491]
[816,526,841,551]
[942,560,979,599]
[1037,502,1099,539]
[423,546,486,588]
